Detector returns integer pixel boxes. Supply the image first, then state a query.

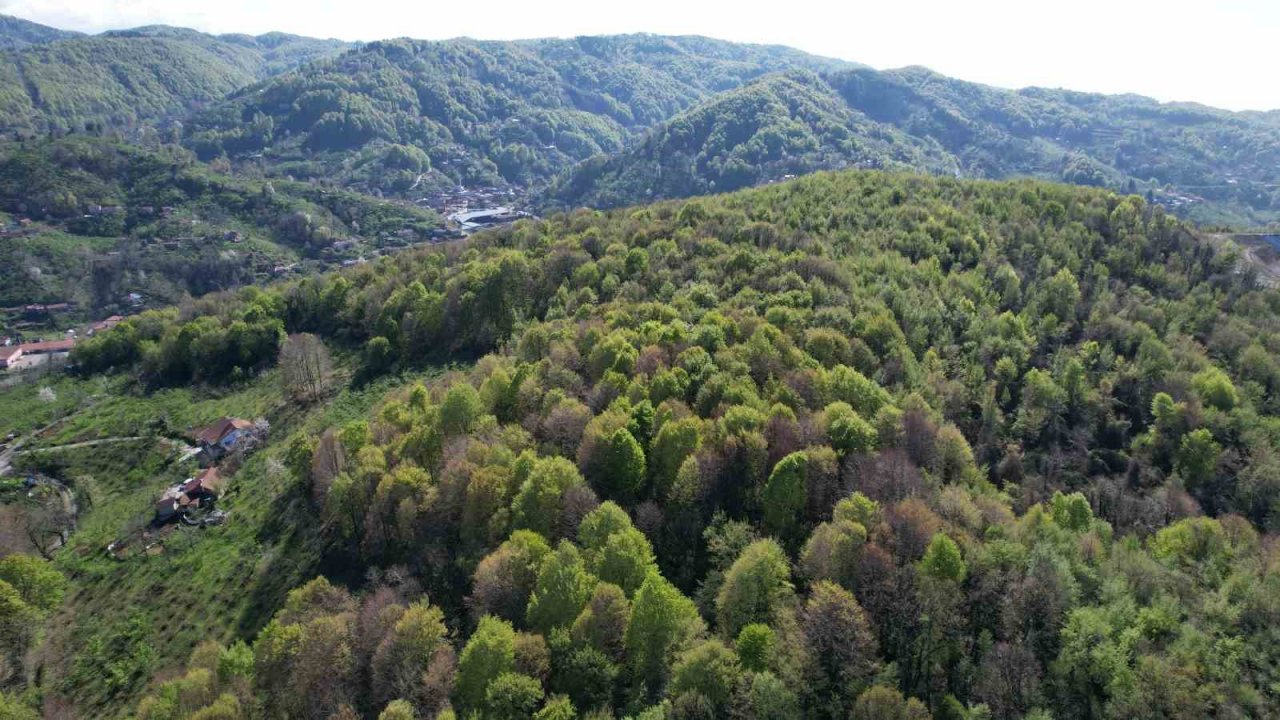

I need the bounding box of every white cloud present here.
[1,0,1274,110]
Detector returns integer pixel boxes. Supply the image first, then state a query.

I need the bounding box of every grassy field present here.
[0,364,452,716]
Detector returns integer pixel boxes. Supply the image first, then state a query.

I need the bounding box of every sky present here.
[2,0,1276,111]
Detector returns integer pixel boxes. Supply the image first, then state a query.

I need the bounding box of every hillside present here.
[548,66,1280,226]
[0,20,1274,226]
[3,169,1280,717]
[183,35,854,195]
[0,136,439,317]
[0,14,82,49]
[541,70,958,208]
[0,28,347,134]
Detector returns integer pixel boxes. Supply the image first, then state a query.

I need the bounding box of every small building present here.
[0,347,22,368]
[18,338,75,355]
[88,315,124,335]
[193,417,264,465]
[154,468,225,524]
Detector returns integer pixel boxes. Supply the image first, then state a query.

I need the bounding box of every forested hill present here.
[40,169,1280,718]
[548,66,1280,227]
[0,27,348,134]
[0,17,1275,226]
[540,70,961,209]
[0,136,438,313]
[182,35,855,195]
[0,14,82,49]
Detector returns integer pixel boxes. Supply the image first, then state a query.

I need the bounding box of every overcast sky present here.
[2,0,1275,111]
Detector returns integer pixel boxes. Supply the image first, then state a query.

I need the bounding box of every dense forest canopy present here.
[0,23,347,135]
[36,169,1280,719]
[2,14,1280,720]
[0,14,81,49]
[547,67,1280,227]
[182,35,852,195]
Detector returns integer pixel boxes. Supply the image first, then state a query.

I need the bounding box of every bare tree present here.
[280,333,333,402]
[24,489,75,559]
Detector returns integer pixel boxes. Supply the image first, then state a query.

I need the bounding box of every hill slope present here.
[0,136,438,316]
[541,70,959,208]
[548,66,1280,225]
[14,167,1280,718]
[0,13,82,49]
[183,34,854,194]
[0,28,348,134]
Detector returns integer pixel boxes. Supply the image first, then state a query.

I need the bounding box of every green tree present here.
[1191,367,1237,411]
[527,541,597,634]
[595,528,658,597]
[715,539,795,638]
[669,639,742,707]
[513,457,584,538]
[596,427,647,502]
[650,418,702,498]
[483,673,544,720]
[762,452,807,541]
[1176,428,1221,491]
[825,403,877,454]
[455,616,517,713]
[735,623,775,672]
[920,533,967,583]
[440,382,483,436]
[378,699,416,720]
[0,554,66,613]
[626,572,702,702]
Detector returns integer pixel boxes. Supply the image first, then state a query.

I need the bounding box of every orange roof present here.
[90,316,124,330]
[18,338,75,353]
[195,417,253,446]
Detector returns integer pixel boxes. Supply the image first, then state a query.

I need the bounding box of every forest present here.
[2,13,1280,720]
[546,68,1280,227]
[13,169,1273,719]
[0,25,347,135]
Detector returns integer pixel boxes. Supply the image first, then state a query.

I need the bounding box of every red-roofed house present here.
[193,417,264,465]
[19,338,75,354]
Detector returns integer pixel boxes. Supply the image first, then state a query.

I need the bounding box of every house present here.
[154,468,225,524]
[0,347,22,368]
[193,417,265,465]
[17,338,75,355]
[88,315,124,335]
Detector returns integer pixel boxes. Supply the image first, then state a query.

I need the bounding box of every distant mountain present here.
[0,19,1275,226]
[183,34,855,195]
[547,65,1280,225]
[0,26,348,134]
[0,13,82,49]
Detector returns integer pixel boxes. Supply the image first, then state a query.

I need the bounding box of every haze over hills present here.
[0,13,81,49]
[0,15,349,134]
[0,14,1276,225]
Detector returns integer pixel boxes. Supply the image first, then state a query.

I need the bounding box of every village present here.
[0,310,127,373]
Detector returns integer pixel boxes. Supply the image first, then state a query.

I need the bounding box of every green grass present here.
[0,361,452,716]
